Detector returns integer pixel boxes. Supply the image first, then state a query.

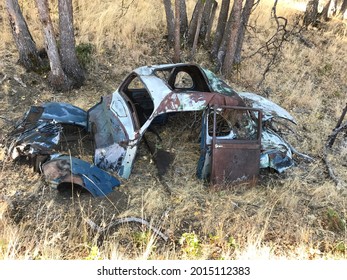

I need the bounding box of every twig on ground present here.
[327,103,347,148]
[13,75,27,87]
[323,120,347,189]
[322,149,344,189]
[0,74,7,85]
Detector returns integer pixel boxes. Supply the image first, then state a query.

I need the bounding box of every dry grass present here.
[0,0,347,260]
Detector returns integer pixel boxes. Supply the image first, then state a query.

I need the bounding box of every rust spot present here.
[42,159,84,187]
[156,92,181,113]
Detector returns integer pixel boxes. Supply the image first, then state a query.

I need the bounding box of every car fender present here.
[41,155,120,197]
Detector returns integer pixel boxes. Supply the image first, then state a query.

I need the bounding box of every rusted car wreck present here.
[7,63,301,196]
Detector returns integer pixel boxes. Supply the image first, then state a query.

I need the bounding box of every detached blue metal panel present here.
[40,102,88,127]
[42,155,121,197]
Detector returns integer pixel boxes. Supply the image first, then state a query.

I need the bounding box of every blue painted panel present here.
[42,155,121,197]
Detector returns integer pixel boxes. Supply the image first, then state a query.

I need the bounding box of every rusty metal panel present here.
[211,106,262,185]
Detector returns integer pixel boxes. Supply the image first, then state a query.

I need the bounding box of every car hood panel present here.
[238,92,296,124]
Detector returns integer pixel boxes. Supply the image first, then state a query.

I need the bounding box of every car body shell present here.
[7,63,297,196]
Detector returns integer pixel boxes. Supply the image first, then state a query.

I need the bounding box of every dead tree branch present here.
[119,0,135,18]
[322,155,343,188]
[323,120,347,189]
[327,103,347,148]
[243,0,305,88]
[256,0,288,87]
[0,74,7,85]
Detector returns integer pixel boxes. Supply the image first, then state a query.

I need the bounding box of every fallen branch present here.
[294,33,315,48]
[327,121,347,146]
[267,127,314,161]
[0,74,7,85]
[322,148,344,189]
[13,75,27,87]
[323,120,347,189]
[288,141,314,161]
[85,217,169,242]
[327,103,347,148]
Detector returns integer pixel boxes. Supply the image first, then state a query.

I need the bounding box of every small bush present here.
[76,43,94,68]
[179,232,202,258]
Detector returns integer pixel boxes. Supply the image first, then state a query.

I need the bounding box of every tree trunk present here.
[5,0,43,71]
[187,0,203,46]
[205,0,218,45]
[332,0,338,16]
[320,0,332,21]
[339,0,347,18]
[200,0,213,41]
[222,0,243,76]
[58,0,85,87]
[211,0,230,62]
[163,0,175,43]
[234,0,255,64]
[303,0,319,27]
[179,0,188,36]
[191,0,204,58]
[174,0,180,62]
[216,1,235,69]
[36,0,71,91]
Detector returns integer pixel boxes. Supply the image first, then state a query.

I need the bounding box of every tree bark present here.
[234,0,255,64]
[187,0,203,46]
[58,0,85,87]
[303,0,319,27]
[174,0,180,62]
[205,0,218,45]
[179,0,188,36]
[200,0,213,41]
[36,0,71,91]
[222,0,243,76]
[339,0,347,18]
[5,0,43,71]
[211,0,230,62]
[163,0,175,43]
[216,1,236,69]
[320,0,332,21]
[191,0,204,58]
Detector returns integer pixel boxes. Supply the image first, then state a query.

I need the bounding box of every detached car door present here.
[198,106,262,185]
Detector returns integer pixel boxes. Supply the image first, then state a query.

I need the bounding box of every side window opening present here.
[208,108,258,140]
[154,65,210,92]
[208,112,233,137]
[123,75,154,127]
[155,69,194,90]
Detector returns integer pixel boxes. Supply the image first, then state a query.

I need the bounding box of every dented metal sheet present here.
[260,129,294,173]
[9,121,62,159]
[38,102,88,127]
[8,102,87,160]
[42,155,120,197]
[238,92,296,124]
